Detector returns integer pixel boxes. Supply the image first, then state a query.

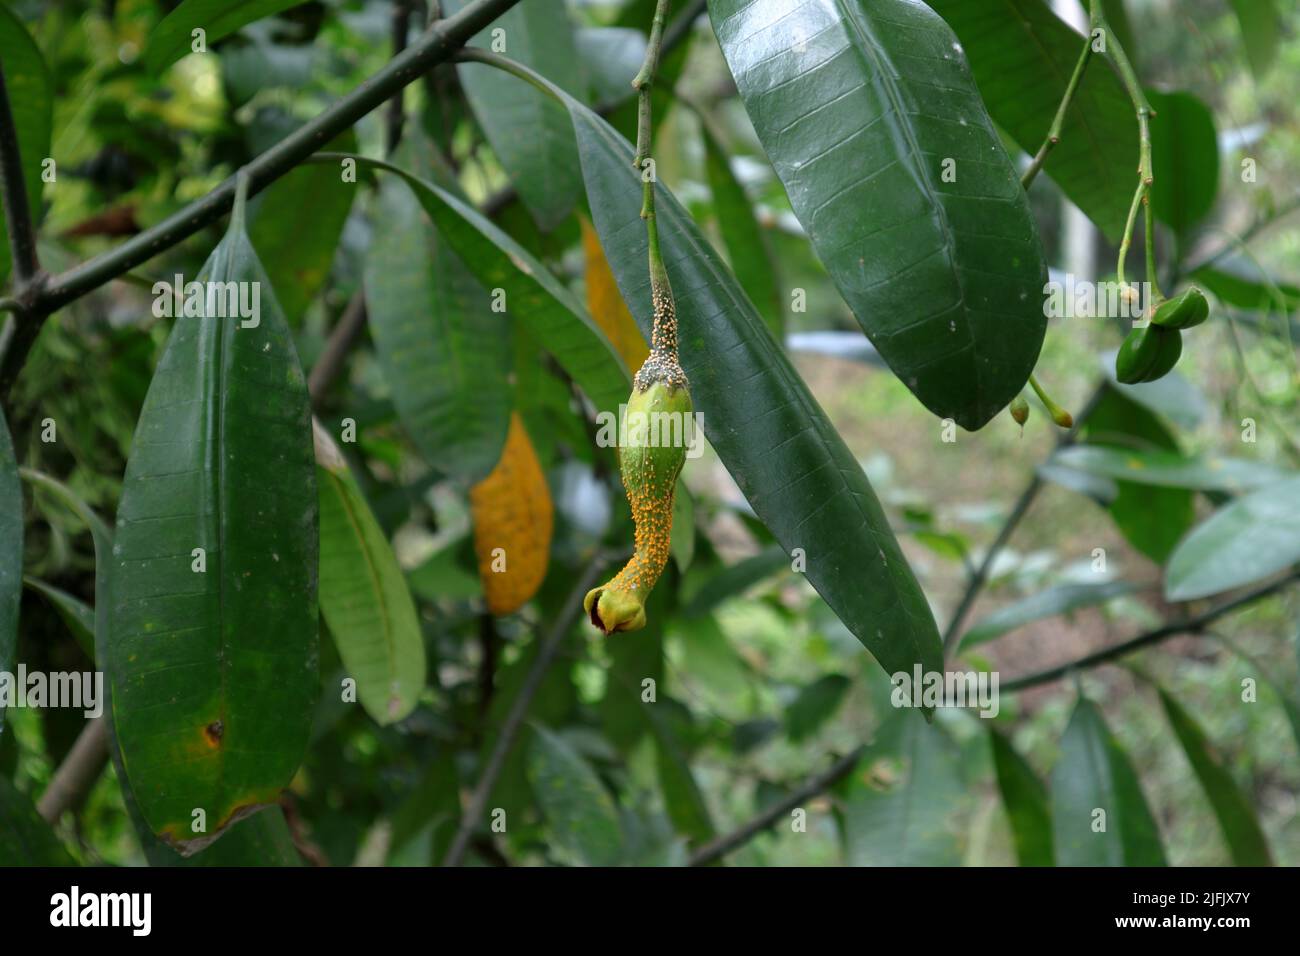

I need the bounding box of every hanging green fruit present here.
[1116,323,1183,384]
[1149,286,1209,330]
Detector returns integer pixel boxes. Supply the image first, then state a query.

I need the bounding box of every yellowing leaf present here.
[470,414,554,615]
[582,216,648,374]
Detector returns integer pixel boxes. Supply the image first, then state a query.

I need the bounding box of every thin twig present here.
[307,289,368,406]
[440,554,612,867]
[6,0,523,373]
[1001,569,1300,692]
[385,0,415,155]
[478,0,705,220]
[942,383,1105,654]
[37,718,110,824]
[0,61,41,289]
[1020,31,1093,191]
[688,746,865,866]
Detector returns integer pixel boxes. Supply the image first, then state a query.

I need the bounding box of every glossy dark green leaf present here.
[0,4,52,285]
[315,424,425,725]
[1166,475,1300,601]
[961,580,1141,650]
[700,121,783,337]
[0,409,19,723]
[1157,688,1271,865]
[567,99,944,697]
[342,155,630,416]
[248,131,357,325]
[1050,698,1165,866]
[364,176,511,480]
[1230,0,1280,79]
[453,0,585,230]
[929,0,1135,241]
[1083,384,1193,563]
[144,0,306,74]
[528,724,623,866]
[0,776,76,865]
[841,711,967,865]
[23,578,95,661]
[785,674,850,742]
[710,0,1049,429]
[1049,445,1288,493]
[990,729,1053,866]
[108,193,318,850]
[1147,89,1219,239]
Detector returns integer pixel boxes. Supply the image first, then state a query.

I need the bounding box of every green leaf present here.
[928,0,1136,241]
[1147,90,1219,239]
[23,577,95,661]
[1048,445,1288,493]
[961,580,1143,650]
[990,729,1053,866]
[1099,354,1207,430]
[700,121,783,338]
[387,751,460,865]
[107,190,318,850]
[248,131,357,325]
[144,806,303,866]
[364,175,512,481]
[645,704,715,846]
[680,544,789,619]
[711,0,1050,429]
[315,424,426,725]
[0,409,20,727]
[144,0,307,74]
[340,155,630,416]
[567,99,944,699]
[1050,697,1165,866]
[1165,475,1300,601]
[841,711,968,865]
[1083,384,1193,563]
[1157,687,1271,865]
[785,674,850,742]
[1230,0,1280,79]
[528,725,624,866]
[600,590,667,753]
[0,776,76,865]
[670,480,695,572]
[452,0,584,230]
[576,27,646,104]
[0,4,52,285]
[1193,259,1300,315]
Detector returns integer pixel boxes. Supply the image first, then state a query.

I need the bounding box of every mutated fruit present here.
[469,413,553,615]
[1150,286,1209,330]
[584,379,692,634]
[1116,324,1183,384]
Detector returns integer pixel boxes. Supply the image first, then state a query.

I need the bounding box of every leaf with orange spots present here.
[107,187,318,852]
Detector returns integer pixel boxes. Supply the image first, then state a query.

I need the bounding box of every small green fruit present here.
[1150,287,1209,330]
[1116,324,1183,384]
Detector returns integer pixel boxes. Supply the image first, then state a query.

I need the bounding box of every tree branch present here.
[440,553,612,867]
[1000,569,1300,692]
[942,383,1105,654]
[307,288,368,406]
[0,61,41,290]
[37,717,110,824]
[688,746,865,866]
[24,0,524,318]
[1020,28,1093,191]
